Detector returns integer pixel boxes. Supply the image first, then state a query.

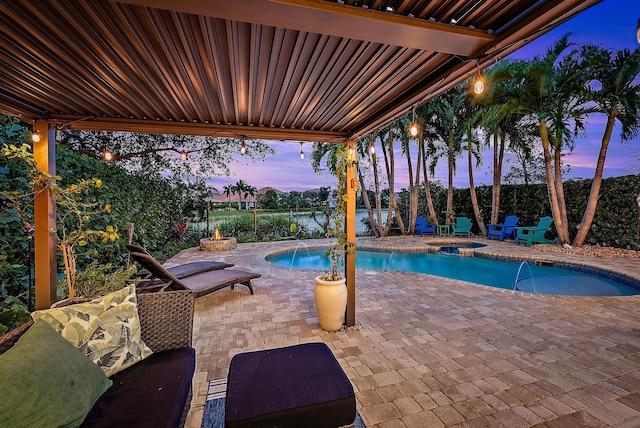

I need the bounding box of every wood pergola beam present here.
[33,120,57,309]
[115,0,494,57]
[56,116,349,143]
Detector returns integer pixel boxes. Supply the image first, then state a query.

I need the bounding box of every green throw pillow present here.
[0,321,112,427]
[32,284,153,377]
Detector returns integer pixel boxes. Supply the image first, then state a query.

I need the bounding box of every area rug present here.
[200,379,366,428]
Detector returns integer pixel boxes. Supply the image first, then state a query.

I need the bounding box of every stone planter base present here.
[199,237,237,252]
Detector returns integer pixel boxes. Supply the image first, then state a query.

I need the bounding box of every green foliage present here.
[57,262,139,300]
[0,294,30,335]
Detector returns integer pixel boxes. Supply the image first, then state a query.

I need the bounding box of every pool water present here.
[266,249,640,296]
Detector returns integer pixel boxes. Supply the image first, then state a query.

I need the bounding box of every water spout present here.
[290,242,311,268]
[387,251,396,270]
[513,261,536,292]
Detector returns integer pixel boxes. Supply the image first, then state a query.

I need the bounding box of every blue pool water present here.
[266,249,640,296]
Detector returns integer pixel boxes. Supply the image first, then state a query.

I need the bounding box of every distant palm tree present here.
[223,184,233,209]
[234,180,248,210]
[572,45,640,246]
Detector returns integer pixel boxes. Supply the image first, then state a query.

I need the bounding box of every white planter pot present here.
[314,276,347,332]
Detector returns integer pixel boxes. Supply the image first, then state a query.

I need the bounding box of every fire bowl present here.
[199,237,237,252]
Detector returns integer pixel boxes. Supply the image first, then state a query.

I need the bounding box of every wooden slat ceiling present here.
[0,0,600,142]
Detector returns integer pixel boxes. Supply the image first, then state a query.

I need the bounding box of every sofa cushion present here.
[81,347,196,428]
[32,284,153,376]
[0,320,112,428]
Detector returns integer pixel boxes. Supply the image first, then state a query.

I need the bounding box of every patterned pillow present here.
[32,284,153,377]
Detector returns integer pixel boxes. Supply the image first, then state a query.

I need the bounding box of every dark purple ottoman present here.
[225,343,356,428]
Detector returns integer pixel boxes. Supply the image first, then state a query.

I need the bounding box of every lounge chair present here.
[127,244,233,279]
[487,215,520,241]
[415,216,436,236]
[130,252,260,297]
[451,217,472,237]
[515,216,555,247]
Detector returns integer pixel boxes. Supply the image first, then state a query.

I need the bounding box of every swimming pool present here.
[266,248,640,296]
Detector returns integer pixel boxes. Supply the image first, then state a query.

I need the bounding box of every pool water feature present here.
[266,248,640,296]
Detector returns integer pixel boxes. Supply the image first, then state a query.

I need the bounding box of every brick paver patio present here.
[172,237,640,427]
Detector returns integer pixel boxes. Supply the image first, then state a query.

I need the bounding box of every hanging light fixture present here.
[180,150,188,160]
[409,108,418,137]
[240,140,247,154]
[299,142,304,160]
[472,61,485,95]
[31,122,41,143]
[369,142,375,155]
[103,149,113,162]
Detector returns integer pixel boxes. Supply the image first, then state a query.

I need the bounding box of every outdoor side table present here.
[225,342,356,428]
[438,224,450,236]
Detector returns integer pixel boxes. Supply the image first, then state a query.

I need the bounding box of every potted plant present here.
[314,146,353,331]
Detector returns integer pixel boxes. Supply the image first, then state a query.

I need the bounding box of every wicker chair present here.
[0,290,196,428]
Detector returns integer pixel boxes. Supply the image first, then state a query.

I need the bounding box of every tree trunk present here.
[381,129,407,234]
[540,120,565,244]
[371,138,384,237]
[446,129,454,225]
[468,136,487,236]
[553,140,570,243]
[357,162,379,237]
[573,115,615,246]
[491,132,499,224]
[421,141,438,226]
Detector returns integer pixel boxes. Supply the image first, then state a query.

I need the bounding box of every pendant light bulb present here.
[240,141,247,154]
[103,149,113,162]
[473,75,485,95]
[369,142,375,155]
[299,142,304,160]
[409,123,418,137]
[180,150,188,160]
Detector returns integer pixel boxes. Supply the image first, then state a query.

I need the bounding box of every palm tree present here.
[572,45,640,246]
[510,35,590,244]
[461,88,487,236]
[234,180,248,210]
[379,123,407,235]
[477,60,538,224]
[222,184,233,210]
[424,83,465,225]
[414,103,439,226]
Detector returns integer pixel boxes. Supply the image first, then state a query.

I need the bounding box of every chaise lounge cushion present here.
[32,284,153,377]
[81,347,196,427]
[0,321,112,428]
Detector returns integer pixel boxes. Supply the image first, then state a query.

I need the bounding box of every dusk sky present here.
[209,0,640,193]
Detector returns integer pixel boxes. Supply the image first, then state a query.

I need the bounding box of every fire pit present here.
[200,227,237,252]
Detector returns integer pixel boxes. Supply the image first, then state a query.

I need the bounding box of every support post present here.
[344,139,357,326]
[33,120,57,309]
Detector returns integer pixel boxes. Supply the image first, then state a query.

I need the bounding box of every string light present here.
[472,61,485,95]
[299,142,304,160]
[103,149,113,162]
[409,108,418,137]
[31,121,40,142]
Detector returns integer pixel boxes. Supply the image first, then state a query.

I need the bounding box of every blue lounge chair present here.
[487,215,520,241]
[451,217,472,237]
[415,216,435,236]
[515,216,555,247]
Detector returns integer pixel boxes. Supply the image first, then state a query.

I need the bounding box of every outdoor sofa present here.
[0,287,195,427]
